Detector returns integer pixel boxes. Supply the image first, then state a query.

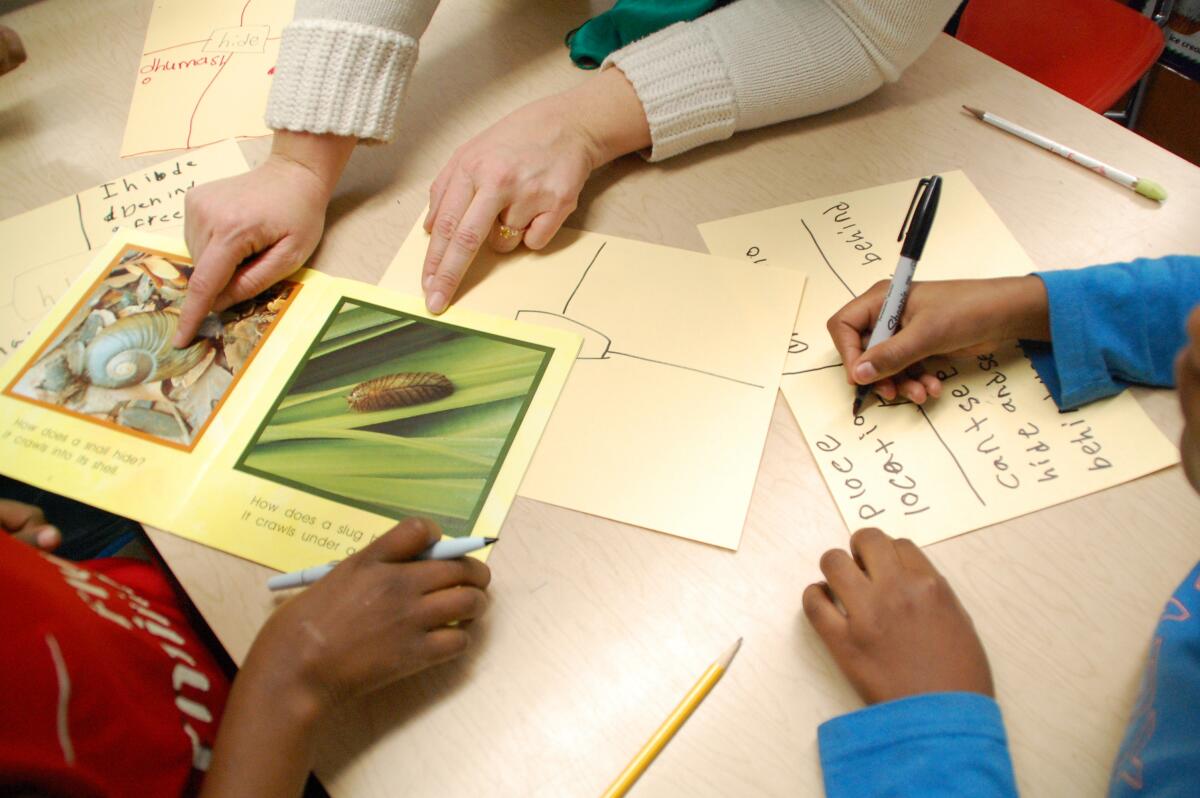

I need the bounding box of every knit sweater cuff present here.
[604,22,736,162]
[266,18,417,143]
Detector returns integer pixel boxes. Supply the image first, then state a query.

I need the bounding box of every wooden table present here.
[4,3,1200,796]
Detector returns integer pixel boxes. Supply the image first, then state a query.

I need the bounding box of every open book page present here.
[0,232,579,571]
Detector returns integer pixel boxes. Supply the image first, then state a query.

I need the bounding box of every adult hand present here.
[827,276,1050,405]
[0,499,61,551]
[802,528,993,705]
[175,131,356,347]
[421,67,650,314]
[0,26,26,76]
[252,517,491,712]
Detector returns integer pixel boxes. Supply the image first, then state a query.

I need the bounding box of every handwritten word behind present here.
[821,202,882,268]
[789,343,1177,545]
[240,495,370,555]
[2,417,144,477]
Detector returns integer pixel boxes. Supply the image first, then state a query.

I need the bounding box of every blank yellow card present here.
[0,140,248,365]
[121,0,294,156]
[381,223,806,549]
[699,171,1178,545]
[0,232,579,572]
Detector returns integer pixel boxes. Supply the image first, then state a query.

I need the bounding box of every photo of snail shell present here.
[235,299,552,537]
[6,246,297,449]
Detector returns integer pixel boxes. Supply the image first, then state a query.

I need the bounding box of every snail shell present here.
[346,372,454,413]
[83,311,212,388]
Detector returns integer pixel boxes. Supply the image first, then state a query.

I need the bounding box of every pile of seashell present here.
[12,250,291,445]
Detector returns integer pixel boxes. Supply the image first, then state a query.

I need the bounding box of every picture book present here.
[0,232,580,572]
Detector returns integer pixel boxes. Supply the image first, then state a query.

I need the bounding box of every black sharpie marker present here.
[852,175,943,416]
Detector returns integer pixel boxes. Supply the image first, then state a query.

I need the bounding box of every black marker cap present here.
[897,175,942,261]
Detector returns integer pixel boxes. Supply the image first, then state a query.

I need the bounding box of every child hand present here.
[827,276,1050,404]
[175,132,355,347]
[802,528,993,705]
[0,26,25,76]
[0,499,61,550]
[249,517,491,717]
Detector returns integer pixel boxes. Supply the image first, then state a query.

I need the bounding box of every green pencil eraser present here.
[1134,178,1167,202]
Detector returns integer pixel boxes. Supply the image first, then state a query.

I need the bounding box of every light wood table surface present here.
[4,3,1200,796]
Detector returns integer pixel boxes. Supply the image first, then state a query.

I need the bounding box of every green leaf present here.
[242,436,502,479]
[256,376,537,442]
[309,318,415,359]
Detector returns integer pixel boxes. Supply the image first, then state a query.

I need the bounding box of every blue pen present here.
[266,536,498,591]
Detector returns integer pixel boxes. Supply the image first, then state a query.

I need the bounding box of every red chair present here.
[956,0,1167,121]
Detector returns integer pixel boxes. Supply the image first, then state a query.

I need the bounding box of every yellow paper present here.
[380,223,806,549]
[0,232,580,572]
[121,0,294,157]
[699,171,1179,544]
[0,140,248,365]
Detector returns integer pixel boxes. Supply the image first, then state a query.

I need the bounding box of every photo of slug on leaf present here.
[236,300,554,537]
[6,246,295,448]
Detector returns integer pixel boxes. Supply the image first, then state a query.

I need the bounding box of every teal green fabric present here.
[566,0,725,69]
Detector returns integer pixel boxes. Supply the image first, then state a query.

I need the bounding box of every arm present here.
[176,0,440,345]
[819,692,1018,798]
[419,0,958,313]
[1025,255,1200,409]
[266,0,440,143]
[198,518,490,797]
[803,529,1017,798]
[827,255,1200,409]
[605,0,962,161]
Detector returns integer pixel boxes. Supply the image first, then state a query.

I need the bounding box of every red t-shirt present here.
[0,533,231,796]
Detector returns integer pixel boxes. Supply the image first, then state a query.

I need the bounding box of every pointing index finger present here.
[175,237,248,346]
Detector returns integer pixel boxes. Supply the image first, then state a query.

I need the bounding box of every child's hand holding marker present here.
[255,517,491,702]
[201,517,491,796]
[827,276,1051,405]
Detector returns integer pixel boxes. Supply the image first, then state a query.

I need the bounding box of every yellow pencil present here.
[600,638,743,798]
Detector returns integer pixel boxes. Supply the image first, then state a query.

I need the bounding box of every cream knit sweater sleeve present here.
[605,0,961,161]
[265,0,440,142]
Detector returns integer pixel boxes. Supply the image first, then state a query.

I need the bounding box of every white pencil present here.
[963,105,1166,202]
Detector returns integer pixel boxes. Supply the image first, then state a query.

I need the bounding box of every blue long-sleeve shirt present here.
[818,255,1200,797]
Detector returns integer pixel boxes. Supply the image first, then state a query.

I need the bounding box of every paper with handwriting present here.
[381,222,806,549]
[699,171,1178,544]
[122,0,294,156]
[0,140,249,367]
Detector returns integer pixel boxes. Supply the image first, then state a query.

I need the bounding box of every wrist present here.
[238,616,331,737]
[268,130,356,201]
[1000,275,1051,341]
[199,614,328,797]
[562,67,651,169]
